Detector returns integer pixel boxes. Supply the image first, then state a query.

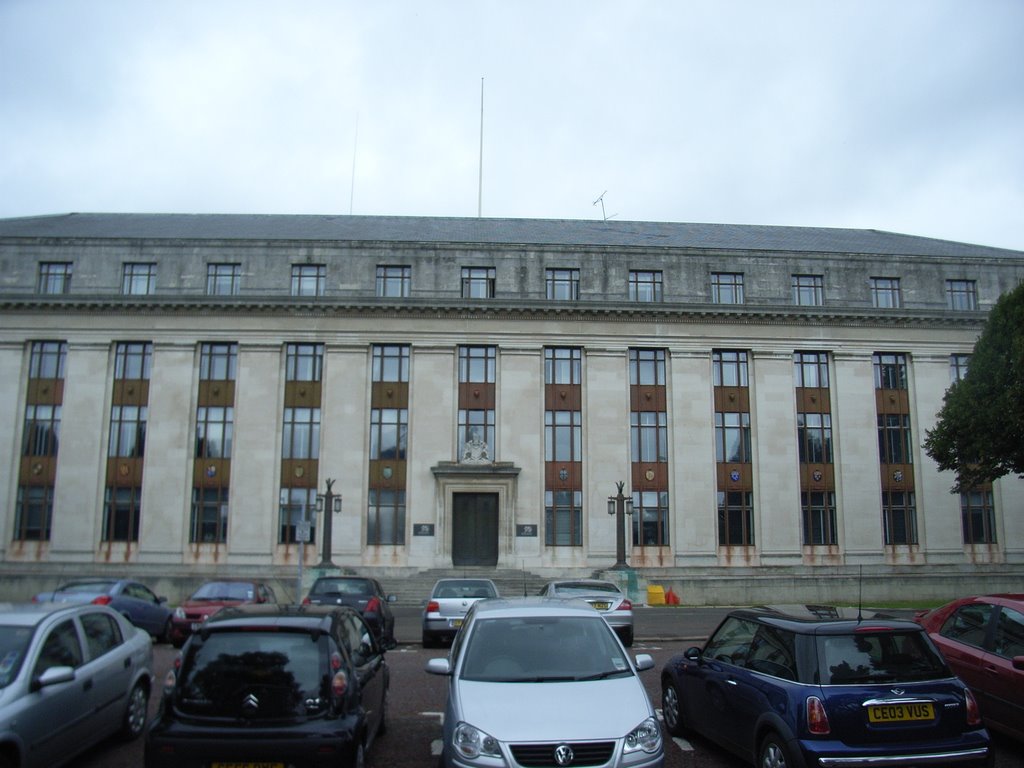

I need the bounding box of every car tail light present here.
[301,596,311,605]
[965,688,982,726]
[365,596,381,613]
[91,595,113,606]
[806,696,830,735]
[426,600,440,613]
[616,599,632,611]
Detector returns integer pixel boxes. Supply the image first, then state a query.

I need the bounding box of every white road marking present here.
[672,736,694,751]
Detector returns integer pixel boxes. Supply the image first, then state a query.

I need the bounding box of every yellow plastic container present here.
[646,584,666,606]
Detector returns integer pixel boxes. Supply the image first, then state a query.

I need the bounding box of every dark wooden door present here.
[452,493,498,566]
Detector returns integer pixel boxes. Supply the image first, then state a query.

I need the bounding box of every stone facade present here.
[1,214,1022,603]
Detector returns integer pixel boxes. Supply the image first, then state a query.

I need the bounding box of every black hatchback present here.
[660,606,992,768]
[145,604,389,768]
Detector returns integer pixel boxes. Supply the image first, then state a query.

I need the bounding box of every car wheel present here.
[122,682,149,740]
[759,732,794,768]
[661,679,688,736]
[621,628,634,647]
[351,740,366,768]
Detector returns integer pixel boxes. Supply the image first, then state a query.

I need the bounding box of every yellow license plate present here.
[451,618,463,628]
[592,602,610,610]
[867,702,934,723]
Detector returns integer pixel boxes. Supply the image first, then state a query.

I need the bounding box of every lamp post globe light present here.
[607,481,634,570]
[316,478,343,567]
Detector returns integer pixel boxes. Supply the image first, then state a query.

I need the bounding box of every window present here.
[993,608,1024,660]
[961,488,996,544]
[114,342,153,380]
[279,487,317,544]
[882,491,917,545]
[22,404,61,457]
[200,343,238,381]
[545,490,582,546]
[109,406,147,458]
[13,486,52,541]
[459,346,495,383]
[286,343,323,382]
[950,354,970,383]
[282,407,320,460]
[628,270,662,302]
[195,407,233,458]
[940,604,992,647]
[291,264,325,297]
[122,263,156,295]
[794,351,829,388]
[632,411,668,462]
[877,414,913,464]
[38,262,72,294]
[376,265,411,298]
[372,345,409,383]
[207,264,241,296]
[461,267,495,299]
[797,413,832,463]
[802,491,838,546]
[792,274,823,306]
[712,272,744,304]
[545,347,581,385]
[718,491,754,546]
[870,277,901,308]
[80,611,123,659]
[370,408,407,459]
[715,412,752,463]
[946,279,978,311]
[458,409,494,459]
[713,350,748,387]
[633,491,669,546]
[873,353,907,390]
[29,341,67,379]
[546,411,581,462]
[546,268,579,300]
[191,487,229,543]
[102,486,141,542]
[368,489,405,545]
[33,620,83,677]
[629,348,666,386]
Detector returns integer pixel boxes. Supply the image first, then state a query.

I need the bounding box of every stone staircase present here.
[381,567,551,605]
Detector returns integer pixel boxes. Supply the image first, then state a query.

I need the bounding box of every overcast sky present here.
[2,1,1022,251]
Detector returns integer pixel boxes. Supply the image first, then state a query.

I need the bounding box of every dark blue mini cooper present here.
[660,606,992,768]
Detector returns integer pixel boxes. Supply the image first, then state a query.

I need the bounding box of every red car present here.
[916,593,1024,741]
[168,579,277,648]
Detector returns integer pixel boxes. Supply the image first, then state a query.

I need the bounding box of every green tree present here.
[924,281,1024,491]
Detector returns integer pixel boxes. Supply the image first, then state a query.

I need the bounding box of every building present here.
[1,213,1022,603]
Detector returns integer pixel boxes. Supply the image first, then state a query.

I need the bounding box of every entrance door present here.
[452,493,498,566]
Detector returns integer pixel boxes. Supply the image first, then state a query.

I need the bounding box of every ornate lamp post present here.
[316,478,343,567]
[607,481,634,570]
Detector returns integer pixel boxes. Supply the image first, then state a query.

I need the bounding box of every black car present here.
[302,575,397,648]
[660,605,992,768]
[145,604,389,768]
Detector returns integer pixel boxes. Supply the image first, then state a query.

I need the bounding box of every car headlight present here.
[174,607,186,619]
[623,717,662,754]
[453,722,502,760]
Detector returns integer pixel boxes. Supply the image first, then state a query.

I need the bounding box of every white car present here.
[0,601,154,768]
[421,578,499,647]
[426,597,663,768]
[539,579,635,646]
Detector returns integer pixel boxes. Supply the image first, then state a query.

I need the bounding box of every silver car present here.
[421,578,499,647]
[0,602,154,768]
[426,597,663,768]
[539,579,635,646]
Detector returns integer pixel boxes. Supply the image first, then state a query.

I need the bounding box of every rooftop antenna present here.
[478,77,484,218]
[593,190,617,222]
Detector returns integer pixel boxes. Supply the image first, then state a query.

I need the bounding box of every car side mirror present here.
[634,654,655,671]
[684,646,702,662]
[31,665,75,691]
[425,658,452,676]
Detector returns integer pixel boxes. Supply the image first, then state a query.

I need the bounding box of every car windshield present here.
[60,581,115,594]
[554,582,620,596]
[190,582,254,601]
[817,630,950,684]
[312,579,371,596]
[460,616,631,683]
[0,626,35,688]
[434,580,496,599]
[176,630,327,718]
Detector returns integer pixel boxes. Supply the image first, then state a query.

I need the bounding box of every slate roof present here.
[0,212,1020,259]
